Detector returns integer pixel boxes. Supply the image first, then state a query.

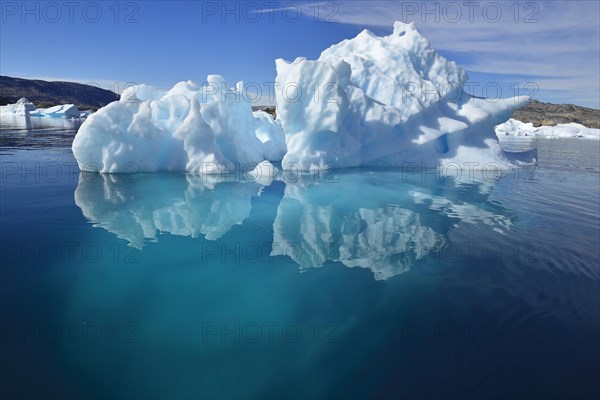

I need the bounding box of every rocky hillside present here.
[0,76,119,111]
[513,100,599,128]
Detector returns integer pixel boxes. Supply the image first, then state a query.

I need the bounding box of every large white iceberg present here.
[72,22,533,173]
[72,76,285,173]
[275,21,532,170]
[496,118,600,139]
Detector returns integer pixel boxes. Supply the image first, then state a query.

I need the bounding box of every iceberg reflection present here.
[271,172,515,280]
[75,173,266,248]
[74,170,516,279]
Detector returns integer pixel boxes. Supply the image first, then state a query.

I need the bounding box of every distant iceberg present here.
[0,98,36,117]
[38,104,81,118]
[72,22,533,173]
[1,98,88,119]
[496,118,600,139]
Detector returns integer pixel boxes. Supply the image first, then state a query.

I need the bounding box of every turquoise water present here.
[1,121,599,399]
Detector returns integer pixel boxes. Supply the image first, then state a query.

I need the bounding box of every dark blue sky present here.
[1,1,598,107]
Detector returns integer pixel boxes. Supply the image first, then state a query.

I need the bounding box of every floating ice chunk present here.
[0,98,36,116]
[42,104,81,118]
[27,103,82,118]
[496,118,600,139]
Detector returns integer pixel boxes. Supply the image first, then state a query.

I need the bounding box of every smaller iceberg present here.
[496,118,600,139]
[30,104,82,118]
[40,104,81,118]
[0,98,36,116]
[1,98,87,119]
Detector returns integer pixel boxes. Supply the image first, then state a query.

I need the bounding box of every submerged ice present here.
[72,21,533,173]
[74,171,513,280]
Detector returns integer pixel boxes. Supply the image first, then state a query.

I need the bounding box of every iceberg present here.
[1,98,86,119]
[72,21,533,173]
[40,104,81,118]
[275,21,532,170]
[72,76,285,173]
[0,98,36,116]
[496,118,600,139]
[30,107,79,118]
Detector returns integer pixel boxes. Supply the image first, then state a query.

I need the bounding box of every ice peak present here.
[392,21,416,36]
[358,28,376,38]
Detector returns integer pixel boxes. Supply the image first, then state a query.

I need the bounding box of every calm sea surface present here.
[1,118,599,399]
